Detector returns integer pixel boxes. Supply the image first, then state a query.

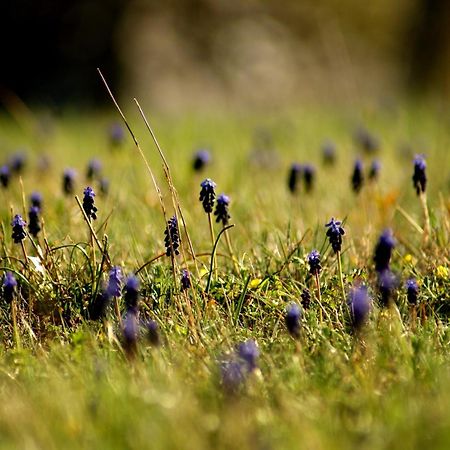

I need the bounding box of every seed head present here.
[214,193,231,226]
[11,214,27,243]
[236,340,259,372]
[406,278,419,305]
[192,149,211,171]
[348,285,371,330]
[325,217,345,254]
[63,168,76,195]
[0,165,10,188]
[30,191,43,210]
[3,272,17,303]
[82,186,98,220]
[308,250,321,276]
[164,215,180,257]
[374,229,396,273]
[107,266,123,298]
[285,303,302,338]
[124,275,140,310]
[303,164,315,192]
[288,163,301,193]
[351,159,364,193]
[28,206,41,238]
[180,269,191,291]
[412,155,427,195]
[199,179,216,213]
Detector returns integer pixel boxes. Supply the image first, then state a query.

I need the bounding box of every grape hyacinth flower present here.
[164,215,180,257]
[10,152,26,173]
[89,289,111,321]
[82,187,98,220]
[3,272,17,303]
[412,155,427,196]
[192,149,211,171]
[0,165,10,188]
[107,266,123,298]
[11,215,27,243]
[285,303,302,338]
[180,269,191,291]
[123,306,139,356]
[99,178,109,196]
[199,178,216,213]
[146,320,161,347]
[406,279,419,305]
[63,168,76,195]
[86,159,102,181]
[214,193,231,226]
[348,285,371,331]
[303,164,315,192]
[28,206,41,238]
[237,339,259,372]
[308,250,321,276]
[378,270,398,307]
[325,218,345,254]
[301,288,311,310]
[351,159,364,193]
[374,229,396,273]
[288,163,301,194]
[322,141,336,166]
[124,275,140,310]
[30,191,43,210]
[109,122,125,146]
[368,160,381,181]
[220,358,246,394]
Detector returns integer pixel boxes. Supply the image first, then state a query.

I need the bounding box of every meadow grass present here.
[0,102,449,449]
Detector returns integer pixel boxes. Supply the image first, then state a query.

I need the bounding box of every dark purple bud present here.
[180,269,191,291]
[348,285,371,330]
[192,149,211,171]
[109,122,125,146]
[0,165,10,188]
[220,358,246,394]
[63,168,76,195]
[124,275,140,310]
[406,278,419,305]
[86,159,102,181]
[378,270,398,307]
[164,215,180,257]
[82,186,98,220]
[28,206,41,238]
[288,163,301,194]
[354,127,379,153]
[146,320,161,347]
[107,266,123,298]
[325,217,345,254]
[285,303,302,338]
[199,179,216,213]
[30,191,43,210]
[412,155,427,195]
[368,160,381,181]
[236,339,259,372]
[123,307,139,356]
[3,272,17,303]
[89,289,111,320]
[10,152,27,174]
[322,141,336,165]
[374,229,396,273]
[303,164,315,192]
[351,159,364,193]
[308,250,321,276]
[11,214,27,243]
[214,193,231,226]
[301,288,311,310]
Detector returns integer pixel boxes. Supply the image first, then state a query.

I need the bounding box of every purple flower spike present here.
[82,186,98,220]
[374,229,396,273]
[214,193,231,226]
[107,266,123,298]
[123,307,139,356]
[0,165,10,188]
[237,340,259,372]
[325,218,345,254]
[348,284,371,330]
[285,303,302,338]
[199,179,216,213]
[351,159,364,193]
[11,215,27,243]
[193,149,211,171]
[86,159,102,181]
[164,216,180,257]
[288,163,301,194]
[412,155,427,195]
[30,191,43,210]
[303,164,315,192]
[368,160,381,181]
[378,269,398,307]
[63,168,76,195]
[406,279,419,305]
[180,269,191,291]
[10,152,27,174]
[109,122,125,146]
[3,272,17,303]
[308,250,321,276]
[220,358,246,394]
[28,206,41,238]
[124,275,140,309]
[301,289,311,310]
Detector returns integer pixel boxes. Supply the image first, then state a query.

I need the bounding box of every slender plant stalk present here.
[11,299,21,350]
[224,228,240,274]
[420,192,431,243]
[314,273,323,323]
[337,250,346,305]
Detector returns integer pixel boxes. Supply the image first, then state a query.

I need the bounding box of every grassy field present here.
[0,102,449,449]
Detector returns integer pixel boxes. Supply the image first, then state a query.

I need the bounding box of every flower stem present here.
[337,251,346,306]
